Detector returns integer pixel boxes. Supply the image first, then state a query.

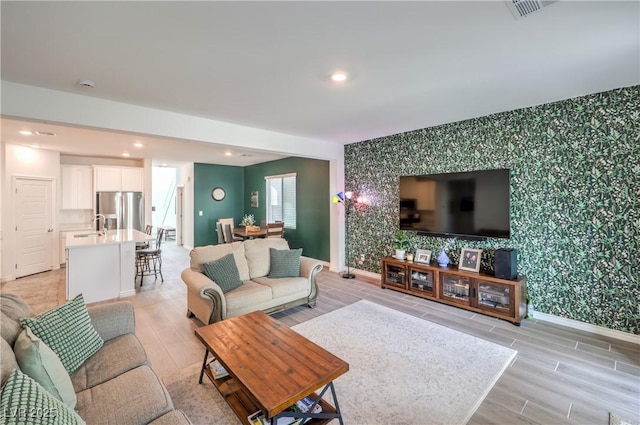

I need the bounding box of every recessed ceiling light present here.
[133,142,144,148]
[122,153,130,157]
[19,130,33,136]
[331,72,347,82]
[31,145,40,149]
[224,152,232,156]
[161,163,168,167]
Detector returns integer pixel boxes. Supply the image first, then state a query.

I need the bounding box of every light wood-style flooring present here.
[3,241,639,424]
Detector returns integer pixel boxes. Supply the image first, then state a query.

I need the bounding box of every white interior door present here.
[15,178,54,278]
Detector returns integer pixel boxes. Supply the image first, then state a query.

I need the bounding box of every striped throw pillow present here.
[202,254,243,293]
[20,294,103,375]
[268,248,303,278]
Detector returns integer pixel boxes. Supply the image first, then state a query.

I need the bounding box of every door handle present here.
[47,228,53,232]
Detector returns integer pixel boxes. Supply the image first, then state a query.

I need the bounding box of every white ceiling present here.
[1,1,638,166]
[0,117,287,167]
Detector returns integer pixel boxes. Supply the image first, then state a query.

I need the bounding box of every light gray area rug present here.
[164,363,238,425]
[165,300,516,425]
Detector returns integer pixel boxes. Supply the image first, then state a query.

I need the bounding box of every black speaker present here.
[494,248,517,280]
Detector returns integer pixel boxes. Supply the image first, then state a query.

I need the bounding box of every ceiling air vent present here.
[505,0,556,19]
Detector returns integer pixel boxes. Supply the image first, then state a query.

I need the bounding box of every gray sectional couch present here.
[0,294,190,425]
[181,238,323,324]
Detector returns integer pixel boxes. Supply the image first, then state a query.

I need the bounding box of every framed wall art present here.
[459,247,482,272]
[414,249,432,264]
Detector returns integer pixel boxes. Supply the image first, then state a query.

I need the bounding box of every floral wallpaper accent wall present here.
[345,86,639,334]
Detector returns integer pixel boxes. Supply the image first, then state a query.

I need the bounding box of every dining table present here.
[233,227,268,239]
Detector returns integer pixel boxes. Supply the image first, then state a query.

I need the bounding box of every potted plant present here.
[393,231,411,260]
[240,214,259,232]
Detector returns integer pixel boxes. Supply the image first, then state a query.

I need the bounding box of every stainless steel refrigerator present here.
[95,192,144,232]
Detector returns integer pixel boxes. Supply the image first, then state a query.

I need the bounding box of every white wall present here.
[177,163,194,250]
[1,143,61,281]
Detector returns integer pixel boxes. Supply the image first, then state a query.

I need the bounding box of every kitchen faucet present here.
[93,214,107,235]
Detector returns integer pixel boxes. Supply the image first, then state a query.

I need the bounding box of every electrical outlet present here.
[360,254,365,262]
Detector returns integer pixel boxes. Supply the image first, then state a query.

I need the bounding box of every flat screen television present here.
[399,169,511,239]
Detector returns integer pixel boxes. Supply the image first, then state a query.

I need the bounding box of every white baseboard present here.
[351,268,381,281]
[531,311,639,345]
[331,267,379,281]
[1,274,16,283]
[343,270,639,344]
[119,289,136,298]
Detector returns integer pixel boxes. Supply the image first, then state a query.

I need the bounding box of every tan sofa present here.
[0,294,191,425]
[181,238,323,324]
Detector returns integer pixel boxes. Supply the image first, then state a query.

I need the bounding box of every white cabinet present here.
[66,244,123,303]
[94,166,144,192]
[94,166,122,191]
[60,233,67,265]
[121,167,144,192]
[61,165,93,209]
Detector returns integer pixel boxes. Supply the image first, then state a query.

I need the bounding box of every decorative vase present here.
[437,248,450,267]
[406,253,414,262]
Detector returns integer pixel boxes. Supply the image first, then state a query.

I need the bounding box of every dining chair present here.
[223,224,235,244]
[218,218,243,242]
[266,222,284,238]
[215,222,225,244]
[136,227,164,285]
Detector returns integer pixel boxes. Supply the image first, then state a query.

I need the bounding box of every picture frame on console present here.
[414,249,432,264]
[459,248,482,272]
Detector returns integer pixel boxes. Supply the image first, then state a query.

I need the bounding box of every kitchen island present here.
[65,229,153,304]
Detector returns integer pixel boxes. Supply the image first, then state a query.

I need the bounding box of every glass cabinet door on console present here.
[409,267,435,298]
[383,262,407,289]
[380,257,527,325]
[475,280,515,317]
[439,274,471,306]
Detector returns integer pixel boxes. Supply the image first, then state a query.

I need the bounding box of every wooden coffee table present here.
[195,311,349,425]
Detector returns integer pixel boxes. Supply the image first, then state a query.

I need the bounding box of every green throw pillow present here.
[14,328,77,409]
[0,369,85,425]
[202,254,243,293]
[20,294,103,375]
[268,248,303,278]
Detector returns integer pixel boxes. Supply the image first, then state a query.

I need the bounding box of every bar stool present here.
[136,227,164,285]
[136,224,153,250]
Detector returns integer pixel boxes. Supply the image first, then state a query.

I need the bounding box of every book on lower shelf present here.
[207,359,229,379]
[247,396,322,425]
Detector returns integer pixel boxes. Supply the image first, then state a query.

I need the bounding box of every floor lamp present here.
[333,191,356,279]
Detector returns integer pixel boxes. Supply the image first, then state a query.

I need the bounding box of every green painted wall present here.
[193,163,244,247]
[245,157,330,261]
[345,86,639,334]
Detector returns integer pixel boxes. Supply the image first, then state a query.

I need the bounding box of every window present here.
[265,173,296,229]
